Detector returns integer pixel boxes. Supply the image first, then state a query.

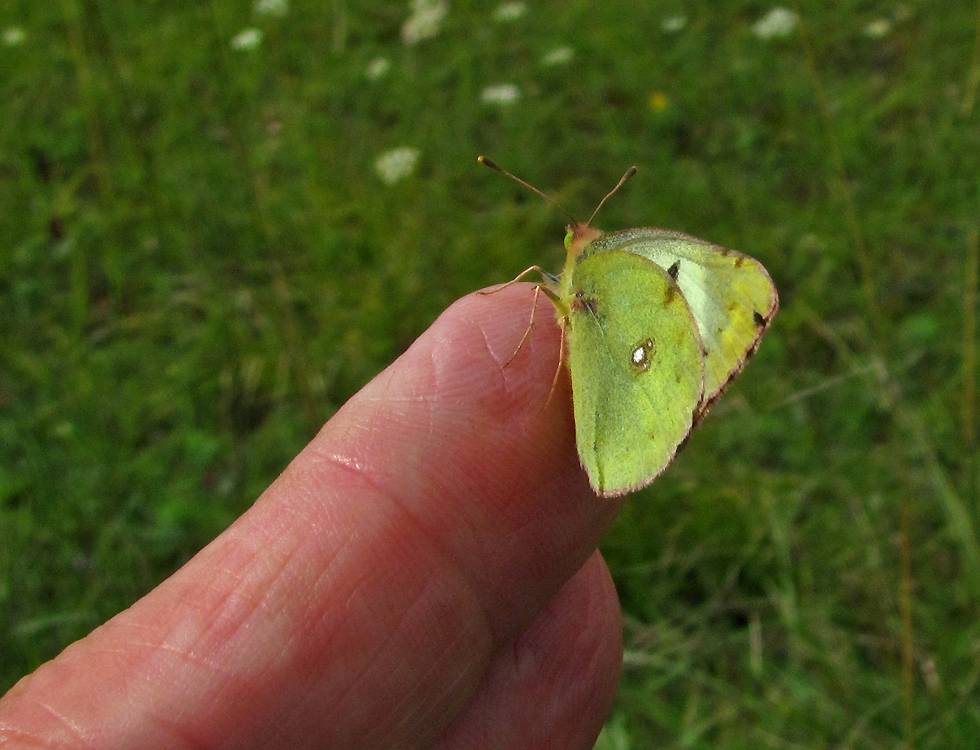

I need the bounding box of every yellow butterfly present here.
[481,158,778,497]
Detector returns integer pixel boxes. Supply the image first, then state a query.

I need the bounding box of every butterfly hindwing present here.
[564,250,705,497]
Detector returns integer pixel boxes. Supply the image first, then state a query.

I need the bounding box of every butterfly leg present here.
[477,265,549,296]
[501,282,545,367]
[544,316,567,405]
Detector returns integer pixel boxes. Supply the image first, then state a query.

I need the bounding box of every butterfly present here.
[479,157,778,498]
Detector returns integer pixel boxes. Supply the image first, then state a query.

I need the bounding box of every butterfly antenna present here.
[586,166,637,226]
[478,156,577,224]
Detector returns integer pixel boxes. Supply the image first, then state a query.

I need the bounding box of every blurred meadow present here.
[2,0,980,746]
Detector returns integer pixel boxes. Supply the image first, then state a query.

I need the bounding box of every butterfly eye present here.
[630,338,656,373]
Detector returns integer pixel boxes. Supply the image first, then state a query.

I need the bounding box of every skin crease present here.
[0,284,625,750]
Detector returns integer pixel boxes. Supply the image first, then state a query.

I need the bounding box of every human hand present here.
[0,284,624,749]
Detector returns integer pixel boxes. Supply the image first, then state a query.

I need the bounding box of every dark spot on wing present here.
[734,256,745,268]
[667,261,680,280]
[753,310,767,327]
[573,291,599,317]
[664,284,677,306]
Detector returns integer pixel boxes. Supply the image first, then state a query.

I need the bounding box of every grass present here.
[2,0,979,746]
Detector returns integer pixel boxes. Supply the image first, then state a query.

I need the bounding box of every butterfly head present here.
[564,223,603,259]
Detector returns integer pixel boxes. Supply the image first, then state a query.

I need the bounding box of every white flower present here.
[864,19,891,38]
[375,147,419,184]
[3,27,25,46]
[231,28,262,50]
[54,421,75,438]
[480,84,521,105]
[255,0,289,16]
[752,8,797,39]
[402,0,448,45]
[493,2,527,22]
[366,57,391,80]
[661,15,687,33]
[541,46,573,66]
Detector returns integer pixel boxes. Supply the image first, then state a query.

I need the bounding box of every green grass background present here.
[2,0,979,746]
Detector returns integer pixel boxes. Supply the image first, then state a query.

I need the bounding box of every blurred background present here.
[2,0,979,746]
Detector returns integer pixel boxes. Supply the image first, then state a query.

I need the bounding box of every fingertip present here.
[315,279,584,515]
[446,281,562,380]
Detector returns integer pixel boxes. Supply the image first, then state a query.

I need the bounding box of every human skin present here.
[0,284,624,749]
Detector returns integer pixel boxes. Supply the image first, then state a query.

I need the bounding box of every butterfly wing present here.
[585,228,778,413]
[564,250,705,497]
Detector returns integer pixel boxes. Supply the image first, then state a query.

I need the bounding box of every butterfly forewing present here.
[585,228,778,409]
